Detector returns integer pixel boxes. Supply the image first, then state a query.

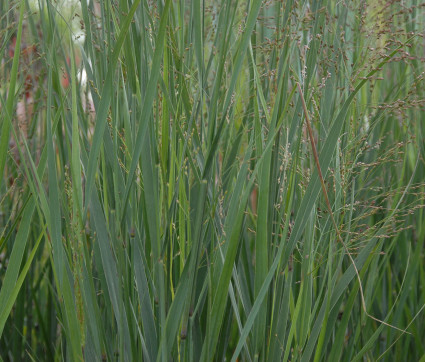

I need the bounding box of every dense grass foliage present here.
[1,0,425,360]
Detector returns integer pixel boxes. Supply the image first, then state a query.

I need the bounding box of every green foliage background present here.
[1,0,425,360]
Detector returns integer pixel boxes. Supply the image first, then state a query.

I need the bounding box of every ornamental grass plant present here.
[1,0,425,360]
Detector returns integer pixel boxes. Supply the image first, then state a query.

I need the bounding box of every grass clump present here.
[1,0,425,360]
